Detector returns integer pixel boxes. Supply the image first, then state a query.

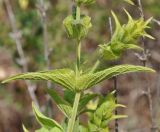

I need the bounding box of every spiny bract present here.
[99,9,154,60]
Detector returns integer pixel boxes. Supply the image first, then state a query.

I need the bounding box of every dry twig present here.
[4,0,40,109]
[109,17,119,132]
[136,0,157,131]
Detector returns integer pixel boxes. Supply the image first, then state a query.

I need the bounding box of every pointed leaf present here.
[47,89,72,118]
[109,115,128,121]
[35,127,61,132]
[124,8,133,21]
[2,69,75,91]
[111,11,121,32]
[78,65,155,90]
[22,125,29,132]
[143,33,155,40]
[122,44,143,50]
[32,103,63,131]
[123,0,135,5]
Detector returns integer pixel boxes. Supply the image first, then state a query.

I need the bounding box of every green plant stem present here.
[76,40,81,73]
[67,92,81,132]
[76,5,81,20]
[67,4,82,132]
[76,5,81,73]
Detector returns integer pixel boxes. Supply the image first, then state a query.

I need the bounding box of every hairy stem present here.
[76,40,81,73]
[67,92,81,132]
[76,5,81,73]
[67,5,82,132]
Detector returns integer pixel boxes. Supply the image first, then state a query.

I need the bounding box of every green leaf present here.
[32,103,63,131]
[79,93,98,111]
[99,10,153,61]
[22,125,29,132]
[2,65,155,92]
[35,127,49,132]
[77,65,155,91]
[2,69,75,91]
[64,90,75,104]
[111,11,122,37]
[35,127,61,132]
[123,0,135,5]
[79,125,89,132]
[76,0,95,5]
[109,115,128,121]
[99,44,119,60]
[47,89,72,118]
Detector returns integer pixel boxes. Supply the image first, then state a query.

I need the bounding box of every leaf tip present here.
[1,80,6,84]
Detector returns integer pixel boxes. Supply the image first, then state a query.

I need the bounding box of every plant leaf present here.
[35,127,61,132]
[32,103,63,131]
[2,69,75,91]
[123,0,135,5]
[47,89,72,118]
[77,65,155,91]
[22,125,29,132]
[108,115,128,122]
[78,93,98,111]
[64,90,75,104]
[35,127,49,132]
[2,65,155,92]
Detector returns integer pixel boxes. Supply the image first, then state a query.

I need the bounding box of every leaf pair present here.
[100,10,154,60]
[2,65,155,92]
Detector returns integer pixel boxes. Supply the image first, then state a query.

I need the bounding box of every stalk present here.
[137,0,156,131]
[67,92,81,132]
[109,17,119,132]
[67,5,82,132]
[76,40,81,73]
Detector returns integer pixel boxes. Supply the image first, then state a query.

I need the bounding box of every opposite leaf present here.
[47,89,72,118]
[2,69,75,91]
[77,65,155,91]
[32,103,63,131]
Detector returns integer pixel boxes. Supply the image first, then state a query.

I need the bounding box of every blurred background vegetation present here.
[0,0,160,131]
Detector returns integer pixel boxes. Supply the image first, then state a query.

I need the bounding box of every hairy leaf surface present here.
[2,65,154,92]
[2,69,75,91]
